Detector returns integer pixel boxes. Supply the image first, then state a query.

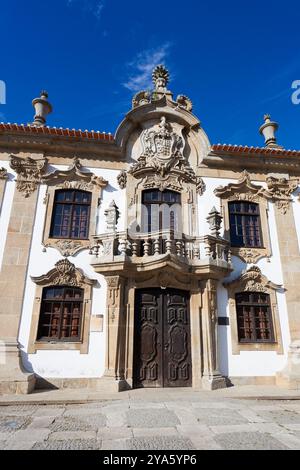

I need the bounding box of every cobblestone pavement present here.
[1,397,300,450]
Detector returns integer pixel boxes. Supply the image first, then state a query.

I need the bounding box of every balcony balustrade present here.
[89,229,232,269]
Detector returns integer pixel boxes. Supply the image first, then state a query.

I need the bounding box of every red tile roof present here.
[0,123,115,142]
[211,143,300,158]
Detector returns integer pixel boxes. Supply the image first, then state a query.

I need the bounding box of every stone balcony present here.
[90,230,232,280]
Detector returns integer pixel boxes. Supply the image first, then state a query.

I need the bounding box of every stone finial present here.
[104,200,120,232]
[32,90,52,127]
[206,206,222,238]
[259,114,279,148]
[152,64,169,91]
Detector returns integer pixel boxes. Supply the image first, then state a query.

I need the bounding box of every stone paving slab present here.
[1,397,300,450]
[128,436,195,450]
[214,431,289,450]
[126,409,180,428]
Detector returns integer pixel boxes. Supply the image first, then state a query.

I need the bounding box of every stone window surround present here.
[214,172,272,264]
[41,159,108,257]
[28,258,96,354]
[224,266,284,355]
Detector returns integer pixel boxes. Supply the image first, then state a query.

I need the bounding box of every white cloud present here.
[123,43,171,92]
[67,0,105,21]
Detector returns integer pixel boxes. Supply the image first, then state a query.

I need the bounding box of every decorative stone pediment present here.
[10,155,48,197]
[42,158,108,257]
[42,157,108,190]
[31,258,96,287]
[214,171,265,202]
[224,266,282,293]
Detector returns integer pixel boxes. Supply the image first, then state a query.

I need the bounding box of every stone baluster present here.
[193,244,200,260]
[175,240,182,256]
[119,238,127,256]
[165,238,172,255]
[131,241,138,257]
[143,239,150,256]
[153,238,160,256]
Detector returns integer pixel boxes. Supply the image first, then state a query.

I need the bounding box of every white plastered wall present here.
[18,165,124,378]
[198,176,290,378]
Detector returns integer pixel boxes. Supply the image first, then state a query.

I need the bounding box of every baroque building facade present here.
[0,67,300,394]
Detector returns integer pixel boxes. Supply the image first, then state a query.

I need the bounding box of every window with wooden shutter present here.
[229,201,262,248]
[235,291,275,343]
[37,286,84,341]
[50,189,91,239]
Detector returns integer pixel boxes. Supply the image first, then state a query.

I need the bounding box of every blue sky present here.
[1,0,300,148]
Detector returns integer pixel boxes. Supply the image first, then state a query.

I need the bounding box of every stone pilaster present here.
[201,279,227,390]
[274,197,300,389]
[102,275,128,391]
[0,186,38,394]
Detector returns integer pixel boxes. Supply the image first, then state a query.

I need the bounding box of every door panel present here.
[134,289,163,387]
[134,288,192,388]
[163,290,192,387]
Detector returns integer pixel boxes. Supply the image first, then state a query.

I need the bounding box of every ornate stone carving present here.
[42,157,108,190]
[42,157,108,256]
[206,207,222,238]
[132,90,151,108]
[176,95,193,112]
[152,64,169,91]
[224,265,282,293]
[104,200,120,232]
[214,170,264,201]
[214,170,274,263]
[117,170,127,189]
[0,167,8,180]
[265,176,298,214]
[236,247,265,264]
[126,116,205,195]
[54,240,84,257]
[31,258,96,287]
[106,276,122,322]
[196,176,206,196]
[10,155,48,197]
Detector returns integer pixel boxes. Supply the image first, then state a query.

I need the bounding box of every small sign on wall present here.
[90,315,104,332]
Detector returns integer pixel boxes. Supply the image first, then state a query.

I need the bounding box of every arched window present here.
[229,201,262,247]
[235,291,274,343]
[142,189,181,233]
[50,189,91,239]
[37,286,84,341]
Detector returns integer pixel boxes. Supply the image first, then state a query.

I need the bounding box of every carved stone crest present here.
[122,116,205,195]
[31,258,96,287]
[10,155,48,197]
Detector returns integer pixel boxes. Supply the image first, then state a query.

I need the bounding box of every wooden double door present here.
[133,288,192,388]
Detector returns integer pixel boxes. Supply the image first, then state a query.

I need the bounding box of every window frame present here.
[37,285,84,342]
[228,200,263,248]
[235,291,275,344]
[49,189,92,240]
